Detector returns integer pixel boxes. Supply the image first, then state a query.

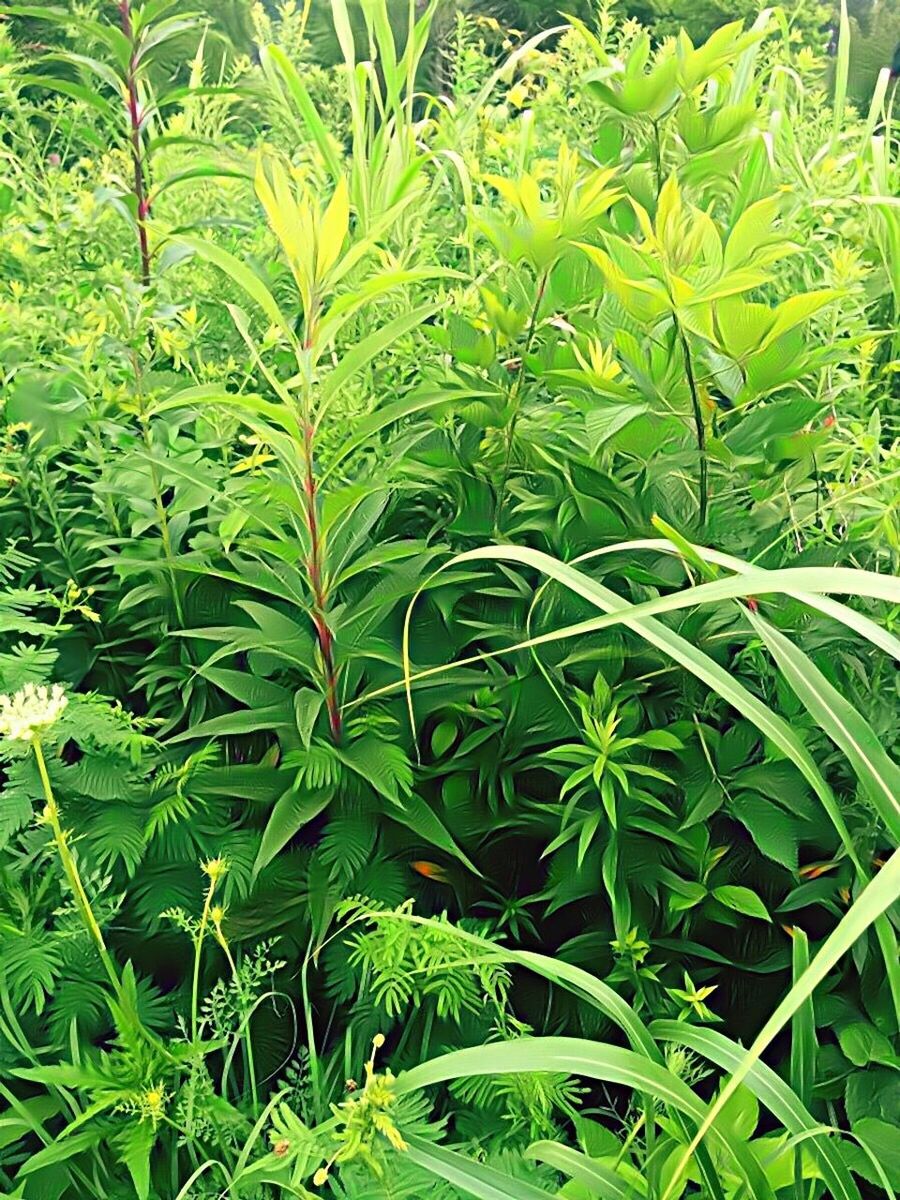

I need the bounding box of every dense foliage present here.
[0,1,898,1198]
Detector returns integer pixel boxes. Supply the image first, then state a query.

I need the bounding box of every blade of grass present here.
[404,1136,554,1200]
[650,1021,859,1200]
[397,1038,775,1200]
[659,848,900,1200]
[399,543,900,1013]
[527,1140,640,1200]
[748,611,900,842]
[831,0,851,150]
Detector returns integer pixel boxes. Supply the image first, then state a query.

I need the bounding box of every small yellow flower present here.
[313,1167,329,1186]
[139,1083,168,1124]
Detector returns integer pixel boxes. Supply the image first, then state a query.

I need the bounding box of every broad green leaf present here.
[386,793,480,876]
[176,235,293,339]
[724,195,783,270]
[115,1121,155,1200]
[334,736,412,805]
[318,302,441,410]
[849,1118,900,1190]
[712,885,771,922]
[259,46,343,182]
[169,703,296,743]
[321,388,463,480]
[838,1022,895,1068]
[316,176,349,281]
[730,793,798,871]
[18,1126,105,1175]
[759,291,837,351]
[832,0,851,148]
[790,928,816,1109]
[15,74,115,116]
[253,789,333,878]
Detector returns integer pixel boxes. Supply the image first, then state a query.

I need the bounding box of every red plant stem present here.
[300,420,342,742]
[119,0,152,288]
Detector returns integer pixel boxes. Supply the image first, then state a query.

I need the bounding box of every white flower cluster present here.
[0,683,69,743]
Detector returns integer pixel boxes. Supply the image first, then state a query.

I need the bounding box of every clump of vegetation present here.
[0,1,897,1198]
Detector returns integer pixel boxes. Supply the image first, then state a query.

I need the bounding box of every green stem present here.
[301,942,323,1121]
[300,414,342,741]
[183,872,217,1142]
[191,877,215,1046]
[493,269,549,533]
[676,321,709,527]
[132,350,186,626]
[216,930,259,1114]
[119,0,152,289]
[651,118,663,198]
[32,739,120,994]
[297,317,341,743]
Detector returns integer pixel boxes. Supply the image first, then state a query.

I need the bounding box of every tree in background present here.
[845,0,900,101]
[6,0,894,110]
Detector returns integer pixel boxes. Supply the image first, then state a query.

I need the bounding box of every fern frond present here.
[1,927,64,1014]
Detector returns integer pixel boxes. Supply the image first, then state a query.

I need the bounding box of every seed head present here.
[0,683,68,742]
[201,856,228,882]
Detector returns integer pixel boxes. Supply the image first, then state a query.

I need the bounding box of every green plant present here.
[0,1,897,1197]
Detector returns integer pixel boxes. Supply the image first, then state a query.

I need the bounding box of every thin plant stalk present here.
[298,303,342,741]
[493,269,549,533]
[301,940,324,1120]
[300,412,342,741]
[31,738,120,995]
[190,871,217,1046]
[184,860,225,1140]
[212,915,259,1114]
[651,117,663,197]
[130,348,186,627]
[119,0,152,288]
[676,320,709,527]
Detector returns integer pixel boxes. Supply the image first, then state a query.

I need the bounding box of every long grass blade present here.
[650,1021,859,1200]
[659,848,900,1200]
[400,544,900,1010]
[397,1038,776,1199]
[404,1135,552,1200]
[526,1140,640,1199]
[748,611,900,841]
